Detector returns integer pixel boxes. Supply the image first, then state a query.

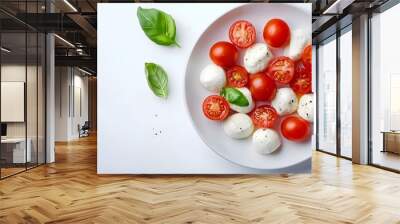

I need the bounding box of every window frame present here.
[315,24,353,161]
[367,0,400,173]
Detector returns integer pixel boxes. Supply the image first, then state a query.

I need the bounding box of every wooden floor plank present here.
[0,134,400,223]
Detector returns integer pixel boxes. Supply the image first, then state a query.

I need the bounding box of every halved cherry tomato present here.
[294,60,311,78]
[251,105,278,128]
[281,116,310,141]
[202,95,230,121]
[229,20,256,49]
[290,61,312,94]
[248,73,277,101]
[209,41,238,68]
[226,65,249,88]
[290,76,312,95]
[263,18,290,48]
[302,44,312,69]
[267,56,295,84]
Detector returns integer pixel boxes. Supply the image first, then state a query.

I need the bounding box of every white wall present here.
[55,66,70,141]
[55,67,89,141]
[72,73,89,137]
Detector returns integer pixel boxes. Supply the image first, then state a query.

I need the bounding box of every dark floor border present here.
[0,163,45,180]
[316,149,352,161]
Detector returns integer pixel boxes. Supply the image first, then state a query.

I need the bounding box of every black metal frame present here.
[315,44,319,151]
[0,0,47,180]
[0,20,2,179]
[367,11,373,166]
[336,26,341,158]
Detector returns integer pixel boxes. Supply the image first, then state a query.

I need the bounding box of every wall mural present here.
[98,3,313,174]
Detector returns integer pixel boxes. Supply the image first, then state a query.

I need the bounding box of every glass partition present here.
[0,31,28,177]
[339,27,352,158]
[370,4,400,171]
[317,36,337,154]
[0,2,46,179]
[27,31,38,169]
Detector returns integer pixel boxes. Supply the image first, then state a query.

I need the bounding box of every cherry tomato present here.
[263,19,290,48]
[202,95,230,121]
[290,61,312,94]
[229,20,256,48]
[251,105,278,128]
[267,56,295,84]
[281,116,310,141]
[302,44,312,69]
[248,73,277,101]
[209,41,238,68]
[226,65,249,88]
[294,60,311,78]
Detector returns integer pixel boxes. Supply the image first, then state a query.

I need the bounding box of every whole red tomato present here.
[248,73,277,101]
[281,116,310,141]
[209,41,238,68]
[263,19,291,48]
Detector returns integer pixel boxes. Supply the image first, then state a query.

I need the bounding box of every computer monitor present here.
[1,123,7,137]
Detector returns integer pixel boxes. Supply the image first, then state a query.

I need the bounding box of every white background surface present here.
[1,82,24,122]
[98,3,311,174]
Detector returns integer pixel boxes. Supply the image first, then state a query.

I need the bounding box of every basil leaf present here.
[145,62,169,98]
[137,7,180,47]
[220,87,249,107]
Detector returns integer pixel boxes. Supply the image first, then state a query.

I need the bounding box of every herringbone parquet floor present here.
[1,134,400,224]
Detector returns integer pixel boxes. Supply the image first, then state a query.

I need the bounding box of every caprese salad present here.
[200,19,313,155]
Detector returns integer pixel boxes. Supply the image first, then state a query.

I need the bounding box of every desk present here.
[1,138,31,163]
[381,131,400,155]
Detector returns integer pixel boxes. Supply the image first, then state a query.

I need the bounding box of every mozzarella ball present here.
[271,88,298,116]
[298,93,314,122]
[252,128,281,155]
[284,29,310,60]
[200,64,226,92]
[229,87,255,114]
[244,43,273,74]
[223,113,254,139]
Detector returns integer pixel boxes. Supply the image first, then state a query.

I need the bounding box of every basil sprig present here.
[145,63,169,98]
[137,7,180,47]
[220,87,249,107]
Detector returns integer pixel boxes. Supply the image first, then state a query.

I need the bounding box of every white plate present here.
[185,3,312,170]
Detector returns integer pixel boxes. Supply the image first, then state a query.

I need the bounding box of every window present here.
[317,36,337,154]
[370,3,400,171]
[339,28,352,158]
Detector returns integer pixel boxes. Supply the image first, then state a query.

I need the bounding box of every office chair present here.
[79,121,90,138]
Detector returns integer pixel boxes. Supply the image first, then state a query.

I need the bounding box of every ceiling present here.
[0,0,391,74]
